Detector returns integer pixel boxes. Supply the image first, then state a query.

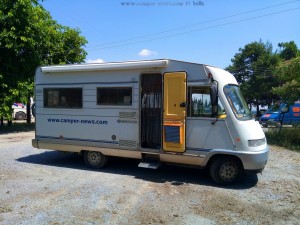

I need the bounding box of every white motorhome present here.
[32,59,268,185]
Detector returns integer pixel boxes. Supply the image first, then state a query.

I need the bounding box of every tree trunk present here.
[26,96,31,124]
[0,117,3,127]
[7,104,13,127]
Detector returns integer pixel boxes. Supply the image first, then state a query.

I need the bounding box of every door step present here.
[138,153,160,169]
[138,162,160,169]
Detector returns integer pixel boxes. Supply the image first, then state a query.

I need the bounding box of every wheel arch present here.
[206,153,244,170]
[80,149,107,155]
[207,153,245,185]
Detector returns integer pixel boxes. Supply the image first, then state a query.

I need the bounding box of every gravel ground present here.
[0,131,299,225]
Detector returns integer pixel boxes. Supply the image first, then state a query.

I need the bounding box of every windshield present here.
[223,84,252,121]
[265,103,284,114]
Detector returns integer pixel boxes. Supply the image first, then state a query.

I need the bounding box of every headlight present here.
[248,138,266,147]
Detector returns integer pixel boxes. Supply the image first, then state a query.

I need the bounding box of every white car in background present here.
[12,103,27,120]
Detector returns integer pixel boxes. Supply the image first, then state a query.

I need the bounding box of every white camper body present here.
[32,59,268,184]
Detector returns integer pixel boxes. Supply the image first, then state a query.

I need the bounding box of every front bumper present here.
[236,146,269,171]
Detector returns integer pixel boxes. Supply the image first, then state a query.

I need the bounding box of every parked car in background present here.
[259,101,300,127]
[12,103,27,120]
[252,108,268,120]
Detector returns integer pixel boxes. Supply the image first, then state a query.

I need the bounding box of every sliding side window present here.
[187,86,226,118]
[44,88,82,108]
[188,86,211,117]
[97,87,132,106]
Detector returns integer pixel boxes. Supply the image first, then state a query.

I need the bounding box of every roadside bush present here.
[265,127,300,151]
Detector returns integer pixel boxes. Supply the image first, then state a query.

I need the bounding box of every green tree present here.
[0,0,87,125]
[226,40,280,114]
[278,41,300,61]
[272,56,300,104]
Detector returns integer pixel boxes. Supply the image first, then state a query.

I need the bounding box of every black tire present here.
[210,156,243,185]
[15,112,26,120]
[83,151,108,169]
[31,103,36,117]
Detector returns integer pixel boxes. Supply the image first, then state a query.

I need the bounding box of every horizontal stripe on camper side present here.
[37,81,138,86]
[35,113,137,118]
[186,147,212,152]
[37,135,119,145]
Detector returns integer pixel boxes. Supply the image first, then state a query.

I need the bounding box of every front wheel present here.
[210,156,243,185]
[83,151,108,169]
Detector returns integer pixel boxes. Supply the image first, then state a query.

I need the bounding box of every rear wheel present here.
[83,151,108,169]
[15,112,26,120]
[210,156,243,185]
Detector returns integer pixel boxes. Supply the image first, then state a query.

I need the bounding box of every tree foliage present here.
[0,0,87,121]
[278,41,299,61]
[226,40,300,113]
[225,40,280,112]
[272,56,300,104]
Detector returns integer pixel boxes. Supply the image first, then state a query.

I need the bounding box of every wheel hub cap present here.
[87,152,101,165]
[220,162,238,181]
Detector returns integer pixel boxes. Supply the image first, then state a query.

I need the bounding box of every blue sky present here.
[41,0,300,68]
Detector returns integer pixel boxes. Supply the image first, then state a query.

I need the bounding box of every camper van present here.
[32,59,268,185]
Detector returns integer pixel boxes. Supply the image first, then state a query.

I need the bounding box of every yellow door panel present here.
[164,73,186,118]
[163,72,186,152]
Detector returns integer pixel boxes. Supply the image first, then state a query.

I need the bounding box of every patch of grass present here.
[0,123,35,134]
[265,127,300,151]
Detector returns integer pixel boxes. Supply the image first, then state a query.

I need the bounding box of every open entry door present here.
[163,72,187,152]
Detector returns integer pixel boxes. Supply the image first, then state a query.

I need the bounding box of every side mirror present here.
[281,105,288,113]
[210,84,218,106]
[210,84,218,117]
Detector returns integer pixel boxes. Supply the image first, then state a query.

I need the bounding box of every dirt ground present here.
[0,131,299,225]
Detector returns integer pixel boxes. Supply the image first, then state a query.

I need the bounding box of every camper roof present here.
[40,59,170,73]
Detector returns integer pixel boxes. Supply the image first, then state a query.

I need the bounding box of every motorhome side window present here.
[188,87,211,117]
[187,86,226,117]
[44,88,82,108]
[97,87,132,106]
